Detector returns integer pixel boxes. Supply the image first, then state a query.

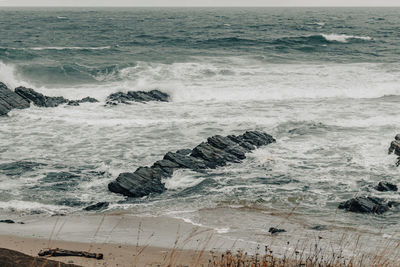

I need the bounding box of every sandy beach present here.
[0,214,238,266]
[0,213,399,266]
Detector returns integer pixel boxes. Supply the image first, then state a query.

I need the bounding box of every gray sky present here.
[0,0,399,6]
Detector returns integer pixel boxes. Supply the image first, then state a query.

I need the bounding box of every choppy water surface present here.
[1,7,400,247]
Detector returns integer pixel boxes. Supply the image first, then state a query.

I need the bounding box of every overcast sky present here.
[0,0,399,6]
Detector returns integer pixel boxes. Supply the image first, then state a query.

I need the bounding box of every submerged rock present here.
[338,196,394,214]
[83,202,109,211]
[269,227,286,234]
[108,131,276,198]
[106,89,169,105]
[375,181,398,192]
[15,86,68,107]
[0,219,15,224]
[0,82,30,116]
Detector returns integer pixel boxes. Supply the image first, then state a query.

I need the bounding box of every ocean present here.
[1,7,400,250]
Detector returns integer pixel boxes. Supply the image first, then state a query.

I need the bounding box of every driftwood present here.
[38,248,103,260]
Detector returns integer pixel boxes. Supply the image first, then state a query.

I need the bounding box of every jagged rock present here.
[191,142,240,168]
[0,82,30,115]
[15,86,68,107]
[109,131,275,198]
[108,167,166,198]
[106,89,169,105]
[375,181,398,192]
[269,227,286,234]
[338,196,392,214]
[83,202,109,211]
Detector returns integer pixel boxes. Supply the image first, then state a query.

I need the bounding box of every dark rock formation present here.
[338,196,395,214]
[1,83,98,114]
[388,134,400,166]
[108,131,275,198]
[375,181,398,192]
[0,82,30,115]
[83,202,109,211]
[108,167,167,198]
[15,86,68,107]
[68,97,99,106]
[106,89,169,105]
[269,227,286,234]
[0,219,15,224]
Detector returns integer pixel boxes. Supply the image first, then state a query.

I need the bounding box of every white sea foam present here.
[0,200,68,213]
[163,170,205,190]
[0,61,34,89]
[321,33,372,43]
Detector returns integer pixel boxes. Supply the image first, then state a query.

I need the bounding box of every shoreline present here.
[0,213,399,266]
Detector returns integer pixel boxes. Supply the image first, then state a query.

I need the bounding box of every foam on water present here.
[321,33,372,43]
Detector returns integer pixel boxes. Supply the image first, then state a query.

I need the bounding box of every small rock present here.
[375,181,398,192]
[83,202,110,211]
[268,227,286,234]
[311,225,328,231]
[0,219,15,224]
[338,196,391,214]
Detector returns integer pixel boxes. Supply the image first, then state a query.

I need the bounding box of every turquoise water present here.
[0,7,400,248]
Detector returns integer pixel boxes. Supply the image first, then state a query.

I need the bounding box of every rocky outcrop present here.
[14,86,99,108]
[106,90,169,105]
[338,196,396,214]
[109,131,275,198]
[375,181,398,192]
[15,86,68,107]
[388,134,400,166]
[0,82,30,115]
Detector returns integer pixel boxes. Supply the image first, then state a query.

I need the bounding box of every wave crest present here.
[321,34,372,43]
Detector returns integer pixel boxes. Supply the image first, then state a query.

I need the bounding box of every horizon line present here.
[0,5,400,7]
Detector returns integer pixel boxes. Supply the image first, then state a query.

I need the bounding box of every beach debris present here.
[375,181,398,192]
[338,196,398,214]
[0,248,79,267]
[105,89,169,105]
[108,131,275,198]
[38,248,103,260]
[0,82,30,116]
[83,201,109,211]
[268,227,286,234]
[388,134,400,166]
